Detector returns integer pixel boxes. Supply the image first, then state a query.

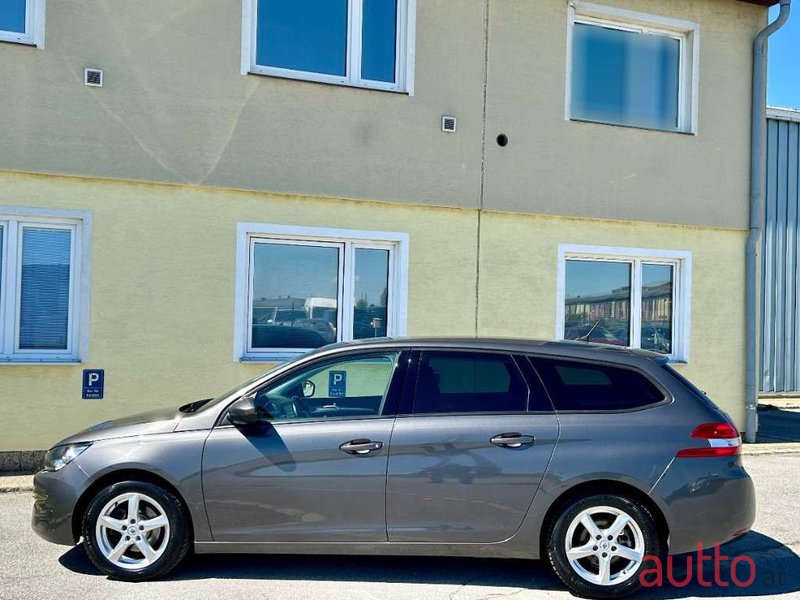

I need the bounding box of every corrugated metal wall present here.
[762,114,800,393]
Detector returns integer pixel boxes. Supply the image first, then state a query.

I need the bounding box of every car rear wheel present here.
[546,493,663,599]
[82,480,191,581]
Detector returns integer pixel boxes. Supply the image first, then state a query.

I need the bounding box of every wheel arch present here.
[71,469,195,544]
[539,479,670,557]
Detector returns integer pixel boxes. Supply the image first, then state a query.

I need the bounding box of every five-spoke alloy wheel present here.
[547,494,663,599]
[83,481,190,581]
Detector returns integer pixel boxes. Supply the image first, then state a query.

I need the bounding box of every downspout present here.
[745,0,791,443]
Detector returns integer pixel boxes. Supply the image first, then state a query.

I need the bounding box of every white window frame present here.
[565,1,699,134]
[234,223,409,362]
[0,206,92,363]
[0,0,45,47]
[556,244,692,363]
[241,0,416,94]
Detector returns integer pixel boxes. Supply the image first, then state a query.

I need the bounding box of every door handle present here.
[339,439,383,455]
[490,433,535,448]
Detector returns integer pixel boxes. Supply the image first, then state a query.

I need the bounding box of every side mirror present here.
[301,380,316,398]
[227,394,259,426]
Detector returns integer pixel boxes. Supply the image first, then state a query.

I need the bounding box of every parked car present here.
[564,324,627,346]
[250,324,327,348]
[32,338,753,598]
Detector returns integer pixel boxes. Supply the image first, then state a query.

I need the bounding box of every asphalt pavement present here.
[1,453,799,600]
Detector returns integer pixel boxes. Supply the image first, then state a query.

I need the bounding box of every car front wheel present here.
[82,480,191,581]
[546,493,663,599]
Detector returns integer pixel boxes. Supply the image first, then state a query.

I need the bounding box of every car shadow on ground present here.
[58,531,799,597]
[756,406,800,443]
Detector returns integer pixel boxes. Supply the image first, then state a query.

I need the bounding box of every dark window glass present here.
[250,242,339,350]
[572,23,680,130]
[413,352,528,414]
[641,263,673,354]
[564,260,631,347]
[256,0,348,76]
[0,0,26,34]
[532,358,665,411]
[361,0,398,83]
[353,248,389,339]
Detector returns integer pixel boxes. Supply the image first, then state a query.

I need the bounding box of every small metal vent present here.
[84,68,103,88]
[441,115,457,133]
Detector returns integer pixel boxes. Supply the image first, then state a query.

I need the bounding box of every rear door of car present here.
[385,349,560,543]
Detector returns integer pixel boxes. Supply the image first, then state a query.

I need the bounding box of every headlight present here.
[42,443,92,472]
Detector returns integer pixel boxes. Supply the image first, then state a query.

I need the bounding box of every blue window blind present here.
[256,0,348,76]
[361,0,398,83]
[19,227,72,351]
[0,0,26,34]
[571,23,680,131]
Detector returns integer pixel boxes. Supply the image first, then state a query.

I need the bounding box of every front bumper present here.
[651,456,756,555]
[31,465,89,546]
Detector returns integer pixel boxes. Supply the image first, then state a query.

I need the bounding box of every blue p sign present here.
[329,371,347,398]
[82,369,105,400]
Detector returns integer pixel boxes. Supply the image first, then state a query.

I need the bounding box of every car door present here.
[386,350,559,543]
[202,350,407,543]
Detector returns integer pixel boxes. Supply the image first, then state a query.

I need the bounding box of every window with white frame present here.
[567,2,698,133]
[235,224,408,360]
[556,245,691,362]
[0,0,45,47]
[243,0,414,92]
[0,209,91,362]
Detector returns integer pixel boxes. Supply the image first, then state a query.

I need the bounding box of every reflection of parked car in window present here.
[565,324,626,346]
[641,326,671,354]
[251,324,327,348]
[293,318,336,343]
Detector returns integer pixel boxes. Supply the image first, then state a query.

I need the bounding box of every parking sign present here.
[82,369,105,399]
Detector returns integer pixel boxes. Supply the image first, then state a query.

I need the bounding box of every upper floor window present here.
[234,223,408,361]
[556,244,692,362]
[243,0,415,92]
[0,208,91,363]
[567,2,698,133]
[0,0,45,47]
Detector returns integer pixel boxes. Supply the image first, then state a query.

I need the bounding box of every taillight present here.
[676,422,742,458]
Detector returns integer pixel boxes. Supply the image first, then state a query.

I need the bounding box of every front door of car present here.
[202,350,407,542]
[386,350,559,543]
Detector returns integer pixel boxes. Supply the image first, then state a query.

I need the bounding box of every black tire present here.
[546,493,664,599]
[82,480,191,581]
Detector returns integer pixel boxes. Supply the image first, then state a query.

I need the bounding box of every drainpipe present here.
[745,0,791,443]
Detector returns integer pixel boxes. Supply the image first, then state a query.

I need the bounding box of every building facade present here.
[0,0,772,453]
[762,107,800,394]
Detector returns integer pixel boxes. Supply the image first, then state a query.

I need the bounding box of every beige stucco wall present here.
[0,0,763,228]
[0,171,745,450]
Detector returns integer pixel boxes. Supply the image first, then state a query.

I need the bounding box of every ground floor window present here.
[235,223,408,361]
[0,208,91,362]
[556,244,691,362]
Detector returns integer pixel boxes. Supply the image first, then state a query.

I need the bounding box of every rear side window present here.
[531,357,665,411]
[413,352,528,414]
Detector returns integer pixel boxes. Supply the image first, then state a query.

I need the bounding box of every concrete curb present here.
[0,475,34,494]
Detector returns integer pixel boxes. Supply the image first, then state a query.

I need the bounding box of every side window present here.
[531,358,665,411]
[413,352,528,414]
[255,352,399,421]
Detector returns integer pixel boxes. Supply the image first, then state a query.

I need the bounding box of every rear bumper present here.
[651,456,755,555]
[31,466,88,546]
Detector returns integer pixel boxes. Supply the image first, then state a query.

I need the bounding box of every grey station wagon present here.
[32,338,755,598]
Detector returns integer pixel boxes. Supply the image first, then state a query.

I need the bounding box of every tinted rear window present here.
[414,352,528,414]
[531,357,665,411]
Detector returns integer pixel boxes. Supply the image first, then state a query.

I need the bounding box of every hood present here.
[54,406,183,447]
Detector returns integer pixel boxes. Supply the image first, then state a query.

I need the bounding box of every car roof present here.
[318,336,668,365]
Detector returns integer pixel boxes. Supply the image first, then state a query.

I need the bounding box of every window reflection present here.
[251,243,339,349]
[564,260,631,347]
[353,248,389,339]
[641,264,673,354]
